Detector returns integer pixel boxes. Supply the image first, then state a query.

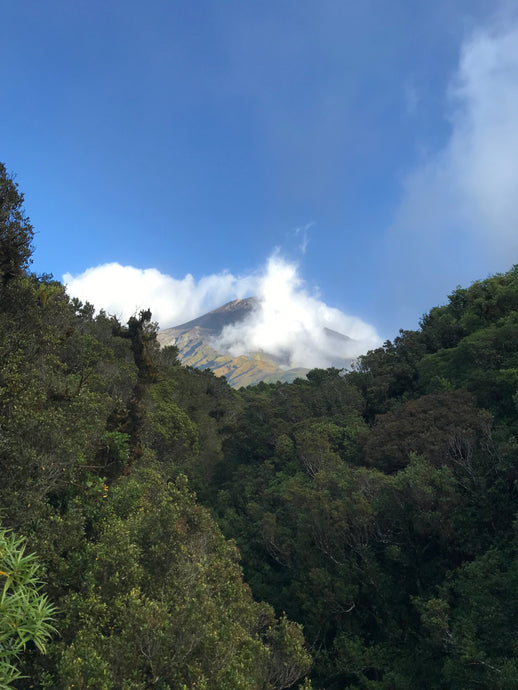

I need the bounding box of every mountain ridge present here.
[158,298,309,387]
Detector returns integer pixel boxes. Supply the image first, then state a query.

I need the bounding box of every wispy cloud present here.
[293,222,314,255]
[386,14,518,327]
[450,20,518,252]
[64,254,381,370]
[393,17,518,259]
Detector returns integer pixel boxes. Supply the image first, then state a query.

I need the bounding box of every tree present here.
[0,163,34,285]
[54,466,311,689]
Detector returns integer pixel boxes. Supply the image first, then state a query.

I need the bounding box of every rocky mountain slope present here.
[157,298,309,387]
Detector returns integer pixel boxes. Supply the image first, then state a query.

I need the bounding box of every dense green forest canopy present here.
[0,164,311,689]
[2,163,518,688]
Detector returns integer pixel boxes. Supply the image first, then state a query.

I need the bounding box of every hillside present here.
[0,165,312,688]
[158,297,309,387]
[5,163,518,688]
[210,266,518,688]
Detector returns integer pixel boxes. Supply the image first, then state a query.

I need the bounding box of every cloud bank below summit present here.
[64,256,381,370]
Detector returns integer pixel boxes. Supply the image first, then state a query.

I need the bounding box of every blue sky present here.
[2,1,518,359]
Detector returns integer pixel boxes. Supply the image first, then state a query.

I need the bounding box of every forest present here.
[2,162,518,689]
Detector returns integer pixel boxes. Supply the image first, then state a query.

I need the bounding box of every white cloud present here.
[214,255,381,369]
[450,22,518,250]
[382,15,518,332]
[393,19,518,262]
[64,255,381,370]
[63,263,254,327]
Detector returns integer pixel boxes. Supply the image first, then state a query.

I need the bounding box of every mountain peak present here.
[157,297,308,387]
[158,297,356,387]
[211,297,259,315]
[159,297,258,339]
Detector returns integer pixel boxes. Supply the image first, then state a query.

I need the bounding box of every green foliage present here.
[6,167,518,688]
[364,390,492,474]
[439,547,518,689]
[203,265,518,687]
[51,466,310,689]
[0,526,55,688]
[0,164,34,286]
[0,163,312,687]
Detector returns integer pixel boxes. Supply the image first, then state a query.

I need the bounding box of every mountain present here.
[157,298,309,387]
